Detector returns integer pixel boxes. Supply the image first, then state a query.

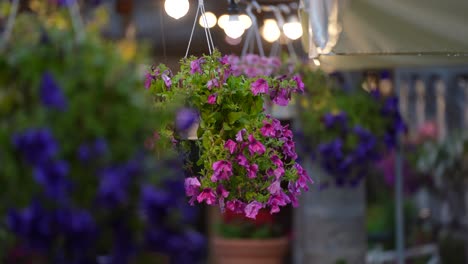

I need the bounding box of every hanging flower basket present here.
[147,51,313,218]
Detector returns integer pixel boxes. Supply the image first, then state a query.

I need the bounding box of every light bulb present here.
[199,12,217,28]
[164,0,189,20]
[224,15,245,39]
[283,16,303,40]
[217,14,229,29]
[239,14,252,29]
[261,19,280,43]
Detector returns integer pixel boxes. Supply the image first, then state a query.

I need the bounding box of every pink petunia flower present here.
[273,167,285,179]
[144,72,154,89]
[245,201,263,219]
[267,181,281,195]
[207,78,220,90]
[211,160,233,182]
[272,88,290,106]
[247,163,258,179]
[271,155,283,168]
[207,93,217,104]
[236,129,246,142]
[268,192,290,214]
[293,74,305,93]
[250,78,269,95]
[294,163,313,191]
[226,199,246,214]
[197,188,217,205]
[224,139,237,154]
[248,134,266,156]
[236,154,249,168]
[190,58,204,74]
[260,120,276,137]
[184,177,201,196]
[161,73,172,88]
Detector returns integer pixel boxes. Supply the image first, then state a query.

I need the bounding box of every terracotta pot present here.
[213,236,288,264]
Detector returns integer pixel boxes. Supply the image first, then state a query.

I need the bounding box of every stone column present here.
[294,162,366,264]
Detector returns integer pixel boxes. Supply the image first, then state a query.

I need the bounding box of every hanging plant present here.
[146,51,312,219]
[296,68,406,187]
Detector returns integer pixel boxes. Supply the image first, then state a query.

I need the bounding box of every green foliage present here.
[0,7,173,256]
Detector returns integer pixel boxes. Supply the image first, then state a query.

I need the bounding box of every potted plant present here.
[0,3,204,263]
[146,51,312,218]
[213,208,288,264]
[293,69,406,264]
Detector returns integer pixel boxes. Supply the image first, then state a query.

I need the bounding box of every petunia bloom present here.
[207,93,217,105]
[248,134,266,156]
[40,72,68,111]
[260,121,276,137]
[270,155,283,168]
[250,78,269,95]
[267,181,281,195]
[226,199,246,214]
[197,188,216,205]
[190,58,204,74]
[235,129,246,142]
[272,88,289,106]
[224,139,237,154]
[293,74,305,93]
[246,164,258,179]
[267,192,290,214]
[184,177,201,197]
[236,154,249,168]
[211,160,233,182]
[207,78,220,90]
[244,201,263,219]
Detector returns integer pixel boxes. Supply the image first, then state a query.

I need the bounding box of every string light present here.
[261,19,280,43]
[283,16,303,40]
[164,0,190,20]
[199,12,217,28]
[224,14,244,39]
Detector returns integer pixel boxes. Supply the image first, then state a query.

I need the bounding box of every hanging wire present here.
[185,0,215,58]
[241,1,264,57]
[0,0,19,53]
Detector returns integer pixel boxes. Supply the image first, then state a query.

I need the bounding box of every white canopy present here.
[301,0,468,69]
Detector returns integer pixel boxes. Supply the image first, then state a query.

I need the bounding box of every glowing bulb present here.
[239,14,252,29]
[261,19,280,43]
[283,16,303,40]
[217,14,229,29]
[164,0,189,20]
[199,12,217,28]
[224,15,245,39]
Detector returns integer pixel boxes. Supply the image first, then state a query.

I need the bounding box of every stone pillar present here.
[294,162,366,264]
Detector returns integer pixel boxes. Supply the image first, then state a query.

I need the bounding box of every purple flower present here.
[33,160,71,199]
[197,188,216,205]
[207,78,220,90]
[294,163,313,191]
[77,138,108,162]
[40,72,67,111]
[211,160,233,182]
[267,181,281,195]
[247,164,258,179]
[251,78,269,95]
[248,134,266,156]
[272,88,289,106]
[220,55,230,65]
[260,121,276,137]
[236,129,246,142]
[224,139,237,154]
[176,108,198,131]
[144,72,154,89]
[236,154,249,168]
[226,199,246,214]
[271,155,283,167]
[161,73,172,88]
[190,58,204,74]
[140,185,170,223]
[273,167,285,179]
[12,128,58,165]
[293,74,305,93]
[267,192,290,214]
[283,139,298,159]
[244,201,263,219]
[216,185,229,198]
[207,93,217,105]
[184,177,201,197]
